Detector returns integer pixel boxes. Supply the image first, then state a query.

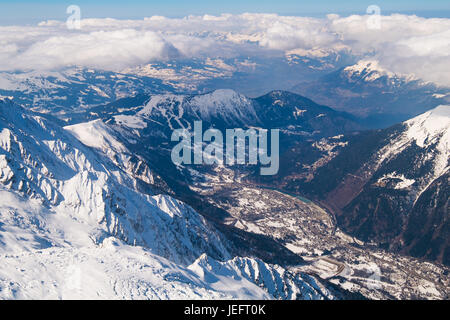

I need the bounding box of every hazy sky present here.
[1,0,450,24]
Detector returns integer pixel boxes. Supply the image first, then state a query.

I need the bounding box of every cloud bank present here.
[1,13,449,86]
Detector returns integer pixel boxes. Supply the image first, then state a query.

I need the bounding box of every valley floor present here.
[189,171,449,300]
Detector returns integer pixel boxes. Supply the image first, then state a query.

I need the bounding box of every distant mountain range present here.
[0,68,173,116]
[2,59,448,130]
[0,54,343,116]
[292,60,450,128]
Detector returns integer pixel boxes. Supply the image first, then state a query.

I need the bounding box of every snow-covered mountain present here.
[188,254,338,300]
[90,89,362,141]
[292,60,450,128]
[0,96,347,300]
[122,55,345,97]
[0,237,341,300]
[0,56,344,119]
[60,89,362,208]
[137,89,260,128]
[0,97,230,264]
[0,68,173,117]
[56,90,448,299]
[297,105,449,265]
[1,87,448,299]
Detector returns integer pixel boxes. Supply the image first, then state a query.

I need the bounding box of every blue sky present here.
[1,0,450,24]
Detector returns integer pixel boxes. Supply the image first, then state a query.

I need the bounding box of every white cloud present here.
[16,30,175,70]
[1,13,449,87]
[329,14,450,85]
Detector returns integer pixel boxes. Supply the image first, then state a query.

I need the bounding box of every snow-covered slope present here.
[137,89,260,128]
[0,97,343,300]
[301,105,450,265]
[64,119,163,188]
[405,105,449,157]
[0,98,229,265]
[342,60,410,83]
[90,89,361,153]
[376,105,449,190]
[189,254,336,300]
[0,68,173,117]
[0,238,266,300]
[0,237,340,300]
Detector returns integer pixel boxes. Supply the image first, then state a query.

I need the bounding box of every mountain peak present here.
[187,89,257,125]
[343,59,392,77]
[342,59,417,83]
[191,89,246,105]
[405,105,450,147]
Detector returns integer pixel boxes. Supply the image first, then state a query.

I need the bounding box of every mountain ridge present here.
[298,105,450,265]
